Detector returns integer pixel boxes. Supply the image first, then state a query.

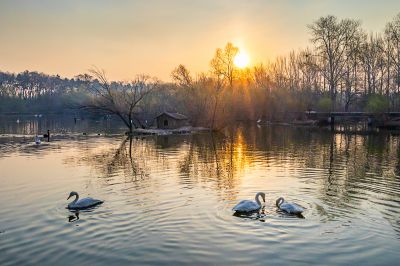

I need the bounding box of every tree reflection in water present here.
[59,125,400,235]
[66,136,150,183]
[177,130,249,200]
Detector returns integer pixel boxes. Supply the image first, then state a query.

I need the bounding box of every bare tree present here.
[385,13,400,108]
[309,16,362,110]
[171,64,209,125]
[341,29,363,111]
[210,42,239,88]
[253,63,273,119]
[82,68,158,133]
[171,64,193,88]
[208,43,240,130]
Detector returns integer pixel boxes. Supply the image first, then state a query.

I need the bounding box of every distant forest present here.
[2,13,400,129]
[0,71,85,114]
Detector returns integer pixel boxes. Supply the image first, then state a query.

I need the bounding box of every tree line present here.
[168,13,400,128]
[2,14,400,131]
[0,70,88,113]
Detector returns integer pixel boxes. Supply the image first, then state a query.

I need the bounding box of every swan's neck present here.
[276,197,284,207]
[72,194,79,204]
[255,193,262,206]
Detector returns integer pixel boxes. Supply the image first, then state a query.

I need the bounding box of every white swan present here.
[232,192,266,212]
[276,197,304,214]
[67,191,104,210]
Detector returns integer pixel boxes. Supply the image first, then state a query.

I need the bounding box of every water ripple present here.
[1,124,400,265]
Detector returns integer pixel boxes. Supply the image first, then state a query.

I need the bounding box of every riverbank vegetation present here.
[2,14,400,130]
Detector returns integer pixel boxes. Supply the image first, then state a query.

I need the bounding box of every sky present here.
[0,0,400,81]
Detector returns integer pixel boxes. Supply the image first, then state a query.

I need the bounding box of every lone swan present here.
[67,191,104,210]
[232,192,266,213]
[276,197,304,214]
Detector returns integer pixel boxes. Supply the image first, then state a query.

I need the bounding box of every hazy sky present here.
[1,0,399,81]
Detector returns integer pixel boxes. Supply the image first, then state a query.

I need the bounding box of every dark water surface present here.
[1,115,400,265]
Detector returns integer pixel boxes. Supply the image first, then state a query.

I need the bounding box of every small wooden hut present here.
[156,112,189,129]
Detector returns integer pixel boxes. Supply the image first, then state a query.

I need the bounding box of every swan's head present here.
[276,197,284,207]
[256,192,266,203]
[67,191,78,200]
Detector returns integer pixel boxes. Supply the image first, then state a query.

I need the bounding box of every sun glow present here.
[234,51,249,68]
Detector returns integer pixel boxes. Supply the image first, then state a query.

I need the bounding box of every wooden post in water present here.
[44,129,50,142]
[367,117,372,127]
[330,115,335,131]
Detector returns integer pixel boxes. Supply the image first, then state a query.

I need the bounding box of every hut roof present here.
[157,112,188,120]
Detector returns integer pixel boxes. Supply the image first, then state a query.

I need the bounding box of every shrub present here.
[317,97,332,112]
[365,95,388,113]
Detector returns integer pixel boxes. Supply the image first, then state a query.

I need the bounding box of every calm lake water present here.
[1,115,400,265]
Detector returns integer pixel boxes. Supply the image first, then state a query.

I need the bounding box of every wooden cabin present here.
[156,112,189,129]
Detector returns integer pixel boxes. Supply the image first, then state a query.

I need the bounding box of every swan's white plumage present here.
[232,200,261,212]
[67,191,103,210]
[276,197,304,214]
[232,192,265,213]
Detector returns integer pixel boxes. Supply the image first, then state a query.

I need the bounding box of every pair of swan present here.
[67,191,104,210]
[232,192,304,215]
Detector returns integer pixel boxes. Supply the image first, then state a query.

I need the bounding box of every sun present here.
[234,51,249,68]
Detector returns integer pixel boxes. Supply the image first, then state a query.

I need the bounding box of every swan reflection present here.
[68,211,80,223]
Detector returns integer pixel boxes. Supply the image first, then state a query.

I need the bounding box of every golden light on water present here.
[234,50,249,68]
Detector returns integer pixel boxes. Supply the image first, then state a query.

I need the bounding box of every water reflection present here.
[65,136,150,182]
[2,118,400,264]
[0,114,125,136]
[275,210,306,219]
[57,124,400,235]
[177,131,246,194]
[232,206,267,221]
[68,211,80,223]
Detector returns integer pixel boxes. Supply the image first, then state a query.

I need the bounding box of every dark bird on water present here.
[43,130,50,142]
